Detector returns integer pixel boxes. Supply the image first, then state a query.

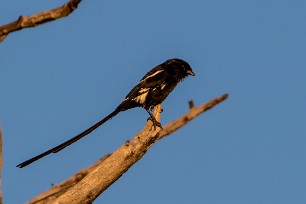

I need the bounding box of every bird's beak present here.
[187,70,195,76]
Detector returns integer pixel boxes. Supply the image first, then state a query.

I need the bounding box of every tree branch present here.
[0,128,2,204]
[0,0,81,43]
[28,93,229,204]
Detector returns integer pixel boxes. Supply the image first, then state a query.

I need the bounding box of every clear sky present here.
[1,0,305,203]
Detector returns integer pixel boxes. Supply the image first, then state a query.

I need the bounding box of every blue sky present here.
[1,0,306,203]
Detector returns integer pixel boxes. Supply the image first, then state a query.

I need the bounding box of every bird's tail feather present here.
[17,104,124,168]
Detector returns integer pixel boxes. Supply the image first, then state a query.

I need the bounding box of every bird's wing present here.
[124,66,168,100]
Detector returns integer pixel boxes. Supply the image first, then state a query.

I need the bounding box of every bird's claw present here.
[147,117,163,130]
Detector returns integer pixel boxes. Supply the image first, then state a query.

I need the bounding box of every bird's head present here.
[165,58,195,78]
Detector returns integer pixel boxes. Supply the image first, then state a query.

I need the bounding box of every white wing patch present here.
[141,70,164,82]
[133,92,149,104]
[139,87,149,93]
[161,83,166,90]
[131,88,149,104]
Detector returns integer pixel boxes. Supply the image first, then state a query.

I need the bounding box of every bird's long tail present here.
[17,104,125,168]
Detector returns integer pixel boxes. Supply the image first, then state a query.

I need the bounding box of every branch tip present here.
[188,100,195,109]
[222,93,229,100]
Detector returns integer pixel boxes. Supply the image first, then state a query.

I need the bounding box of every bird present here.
[17,58,195,168]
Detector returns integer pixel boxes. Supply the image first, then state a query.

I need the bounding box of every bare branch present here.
[55,105,163,204]
[28,93,228,204]
[0,0,81,43]
[0,128,2,204]
[158,93,229,140]
[27,155,111,204]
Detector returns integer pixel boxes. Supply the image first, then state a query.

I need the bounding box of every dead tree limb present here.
[27,93,229,204]
[0,0,81,43]
[0,128,2,204]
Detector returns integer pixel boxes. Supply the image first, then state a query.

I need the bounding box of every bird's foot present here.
[147,117,163,130]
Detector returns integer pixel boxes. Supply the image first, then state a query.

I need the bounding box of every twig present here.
[0,0,81,43]
[158,93,229,140]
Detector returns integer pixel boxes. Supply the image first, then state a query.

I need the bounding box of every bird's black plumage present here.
[17,58,195,168]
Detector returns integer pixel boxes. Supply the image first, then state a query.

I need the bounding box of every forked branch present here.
[27,93,229,204]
